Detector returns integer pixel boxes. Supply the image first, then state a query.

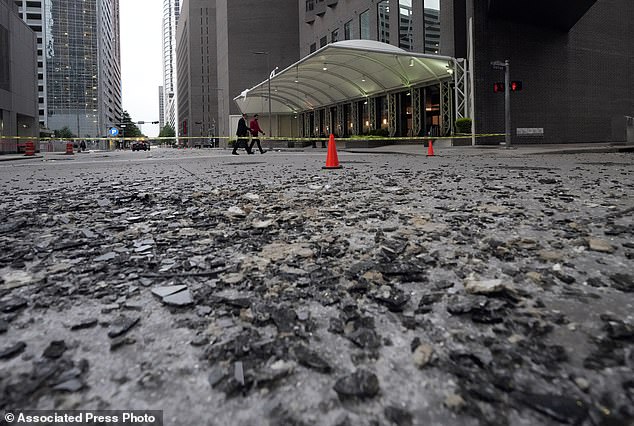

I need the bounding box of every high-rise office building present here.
[161,0,179,130]
[176,0,299,143]
[298,0,447,137]
[16,0,122,137]
[158,85,165,129]
[13,0,46,129]
[287,0,633,144]
[1,0,38,153]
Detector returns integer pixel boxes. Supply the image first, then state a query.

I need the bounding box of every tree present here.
[159,124,176,137]
[54,126,76,138]
[120,111,143,138]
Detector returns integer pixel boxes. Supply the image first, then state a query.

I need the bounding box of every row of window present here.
[308,1,440,54]
[306,0,337,12]
[309,12,365,53]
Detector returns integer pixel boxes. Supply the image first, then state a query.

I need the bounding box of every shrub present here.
[367,128,390,137]
[455,118,472,134]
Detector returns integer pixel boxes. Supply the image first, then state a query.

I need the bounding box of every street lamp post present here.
[120,124,126,149]
[210,120,216,147]
[250,51,278,148]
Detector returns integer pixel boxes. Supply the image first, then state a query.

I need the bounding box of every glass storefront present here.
[399,91,412,136]
[424,85,441,136]
[343,103,352,137]
[377,96,388,130]
[300,82,448,139]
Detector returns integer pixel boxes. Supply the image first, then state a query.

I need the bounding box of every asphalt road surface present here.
[1,148,633,426]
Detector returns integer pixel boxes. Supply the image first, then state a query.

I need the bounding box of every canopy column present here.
[412,87,422,136]
[454,58,469,120]
[440,80,453,136]
[369,96,377,131]
[388,93,397,136]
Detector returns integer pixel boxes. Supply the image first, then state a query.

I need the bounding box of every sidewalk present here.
[0,151,92,161]
[1,143,632,161]
[340,142,634,156]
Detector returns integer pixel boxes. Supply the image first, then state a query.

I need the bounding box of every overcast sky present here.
[120,0,162,137]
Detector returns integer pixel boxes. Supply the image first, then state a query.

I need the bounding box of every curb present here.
[342,146,634,157]
[525,146,634,155]
[0,155,44,162]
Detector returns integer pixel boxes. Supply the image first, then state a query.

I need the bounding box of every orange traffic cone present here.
[426,139,435,157]
[322,134,342,169]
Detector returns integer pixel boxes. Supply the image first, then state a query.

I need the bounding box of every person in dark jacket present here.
[233,113,253,155]
[248,114,267,154]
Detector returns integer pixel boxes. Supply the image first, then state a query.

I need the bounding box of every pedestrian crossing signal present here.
[510,81,523,91]
[494,81,522,92]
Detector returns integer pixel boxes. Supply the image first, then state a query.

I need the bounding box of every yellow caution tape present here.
[1,133,506,142]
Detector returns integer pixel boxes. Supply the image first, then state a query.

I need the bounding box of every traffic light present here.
[494,82,504,93]
[510,80,523,91]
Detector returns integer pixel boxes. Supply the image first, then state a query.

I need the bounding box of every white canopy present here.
[234,40,455,115]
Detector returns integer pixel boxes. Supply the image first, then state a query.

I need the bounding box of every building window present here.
[0,25,9,92]
[424,0,440,54]
[320,36,327,47]
[359,9,370,40]
[331,29,339,43]
[399,0,414,50]
[344,20,353,40]
[378,1,390,43]
[306,0,314,11]
[310,43,317,53]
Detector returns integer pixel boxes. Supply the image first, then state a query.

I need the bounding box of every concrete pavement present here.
[1,148,632,424]
[0,142,632,162]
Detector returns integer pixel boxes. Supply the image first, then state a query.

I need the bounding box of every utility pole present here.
[491,60,512,148]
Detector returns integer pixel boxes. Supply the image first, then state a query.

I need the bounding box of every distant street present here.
[1,147,633,425]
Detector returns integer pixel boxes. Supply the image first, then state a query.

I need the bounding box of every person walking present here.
[249,114,267,154]
[233,113,253,155]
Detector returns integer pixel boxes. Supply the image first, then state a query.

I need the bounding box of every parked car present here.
[131,141,150,151]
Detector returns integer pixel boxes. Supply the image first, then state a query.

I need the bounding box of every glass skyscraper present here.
[16,0,122,136]
[34,0,122,137]
[162,0,179,130]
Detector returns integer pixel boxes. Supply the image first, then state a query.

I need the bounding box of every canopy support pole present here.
[412,87,422,136]
[440,80,452,136]
[388,93,397,136]
[454,58,468,120]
